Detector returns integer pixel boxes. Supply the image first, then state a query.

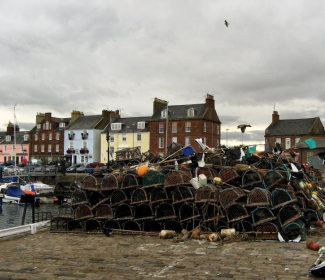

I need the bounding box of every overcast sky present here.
[1,1,325,148]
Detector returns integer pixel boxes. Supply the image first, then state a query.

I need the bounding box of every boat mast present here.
[14,104,17,176]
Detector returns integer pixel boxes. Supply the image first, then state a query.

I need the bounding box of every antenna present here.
[273,104,276,111]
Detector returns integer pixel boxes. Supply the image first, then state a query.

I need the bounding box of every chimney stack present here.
[272,111,279,123]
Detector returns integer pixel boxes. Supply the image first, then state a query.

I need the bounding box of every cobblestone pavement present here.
[0,229,324,280]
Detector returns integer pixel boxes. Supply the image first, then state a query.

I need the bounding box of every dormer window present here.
[6,135,11,142]
[37,123,41,130]
[187,108,195,117]
[111,123,122,130]
[45,121,50,130]
[137,122,145,129]
[59,122,65,128]
[161,109,167,118]
[23,134,29,141]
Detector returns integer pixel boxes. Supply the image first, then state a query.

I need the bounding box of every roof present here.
[52,117,71,124]
[266,118,318,136]
[66,115,103,130]
[296,138,325,149]
[151,103,207,121]
[102,117,151,133]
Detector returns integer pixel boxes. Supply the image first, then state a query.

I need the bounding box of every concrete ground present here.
[0,228,324,280]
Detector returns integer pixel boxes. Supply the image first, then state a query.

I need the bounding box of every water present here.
[0,203,59,230]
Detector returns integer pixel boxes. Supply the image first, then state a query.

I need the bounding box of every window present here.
[35,134,38,141]
[203,122,206,133]
[185,122,191,132]
[82,141,87,148]
[109,147,114,158]
[6,135,11,141]
[285,138,291,149]
[41,145,44,153]
[187,108,195,117]
[137,122,145,129]
[69,141,74,149]
[159,137,164,149]
[295,138,300,144]
[137,133,141,142]
[122,134,126,142]
[111,123,122,130]
[275,138,281,145]
[81,156,85,163]
[161,109,167,118]
[172,137,177,143]
[56,133,60,140]
[185,136,191,146]
[42,133,45,141]
[110,134,115,142]
[37,123,41,130]
[172,122,177,133]
[45,121,50,130]
[4,145,7,152]
[56,144,59,152]
[159,122,164,133]
[203,137,206,145]
[48,145,52,153]
[59,122,65,128]
[49,133,52,141]
[23,134,29,141]
[216,124,220,135]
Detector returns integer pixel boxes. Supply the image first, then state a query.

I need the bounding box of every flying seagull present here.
[237,124,251,133]
[224,20,229,27]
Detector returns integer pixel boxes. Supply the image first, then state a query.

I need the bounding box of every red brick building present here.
[149,94,221,156]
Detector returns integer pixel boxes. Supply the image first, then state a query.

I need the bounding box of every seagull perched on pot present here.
[237,124,251,133]
[224,20,229,27]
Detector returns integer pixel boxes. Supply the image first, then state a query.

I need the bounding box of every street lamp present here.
[106,123,110,168]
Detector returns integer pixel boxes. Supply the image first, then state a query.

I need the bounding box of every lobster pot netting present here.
[207,219,228,232]
[219,187,246,210]
[271,188,297,210]
[84,218,102,232]
[95,204,113,219]
[219,167,239,183]
[296,196,307,211]
[263,170,286,190]
[101,174,119,191]
[104,219,120,230]
[278,204,303,227]
[290,178,305,194]
[179,203,201,223]
[172,186,194,204]
[195,185,220,204]
[143,170,165,188]
[283,219,306,239]
[246,188,271,207]
[304,209,320,223]
[231,220,253,233]
[178,167,193,183]
[203,203,224,222]
[185,218,203,232]
[114,203,134,220]
[164,220,183,233]
[255,159,273,170]
[251,207,276,226]
[149,186,170,205]
[256,222,279,233]
[241,170,263,189]
[58,203,74,219]
[134,203,154,221]
[131,188,149,205]
[71,189,88,207]
[164,170,186,188]
[121,174,140,189]
[51,217,71,231]
[82,175,98,191]
[122,220,141,231]
[142,220,162,232]
[88,192,108,209]
[197,167,219,183]
[205,155,225,167]
[67,220,83,231]
[166,142,183,157]
[74,205,93,221]
[155,202,177,221]
[110,189,129,207]
[226,203,249,223]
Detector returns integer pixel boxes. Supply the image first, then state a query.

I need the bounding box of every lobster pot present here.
[101,174,119,191]
[82,175,99,191]
[256,222,279,233]
[185,218,202,232]
[155,202,177,221]
[96,204,113,220]
[84,218,102,232]
[304,209,320,223]
[134,203,154,221]
[203,203,224,222]
[149,186,170,205]
[283,219,306,239]
[226,203,249,223]
[143,170,165,188]
[164,220,183,233]
[206,219,228,232]
[255,159,273,170]
[166,142,183,156]
[141,150,156,162]
[296,196,307,211]
[104,219,120,230]
[179,202,201,223]
[271,188,297,210]
[58,203,74,219]
[290,178,304,194]
[195,185,220,204]
[71,189,88,207]
[219,187,246,210]
[50,217,71,232]
[74,204,93,221]
[178,167,193,184]
[142,220,162,232]
[172,186,194,205]
[197,167,219,183]
[273,184,296,198]
[278,204,303,227]
[246,188,271,207]
[122,220,141,231]
[251,207,276,227]
[231,220,253,233]
[219,167,239,184]
[121,174,140,190]
[205,155,225,167]
[114,203,134,221]
[131,188,149,205]
[67,220,83,231]
[88,192,107,208]
[263,170,286,190]
[164,170,186,188]
[110,189,129,207]
[241,170,263,189]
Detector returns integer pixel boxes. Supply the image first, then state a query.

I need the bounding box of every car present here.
[66,164,83,173]
[4,165,24,174]
[76,164,88,173]
[45,165,57,172]
[89,162,105,168]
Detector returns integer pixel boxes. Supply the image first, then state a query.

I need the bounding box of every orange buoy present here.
[307,240,320,251]
[316,220,324,227]
[138,166,149,177]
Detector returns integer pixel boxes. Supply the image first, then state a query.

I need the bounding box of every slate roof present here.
[66,115,103,130]
[265,118,317,136]
[102,117,151,133]
[0,131,30,144]
[296,138,325,149]
[151,103,207,121]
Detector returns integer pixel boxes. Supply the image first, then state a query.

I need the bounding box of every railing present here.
[0,221,50,238]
